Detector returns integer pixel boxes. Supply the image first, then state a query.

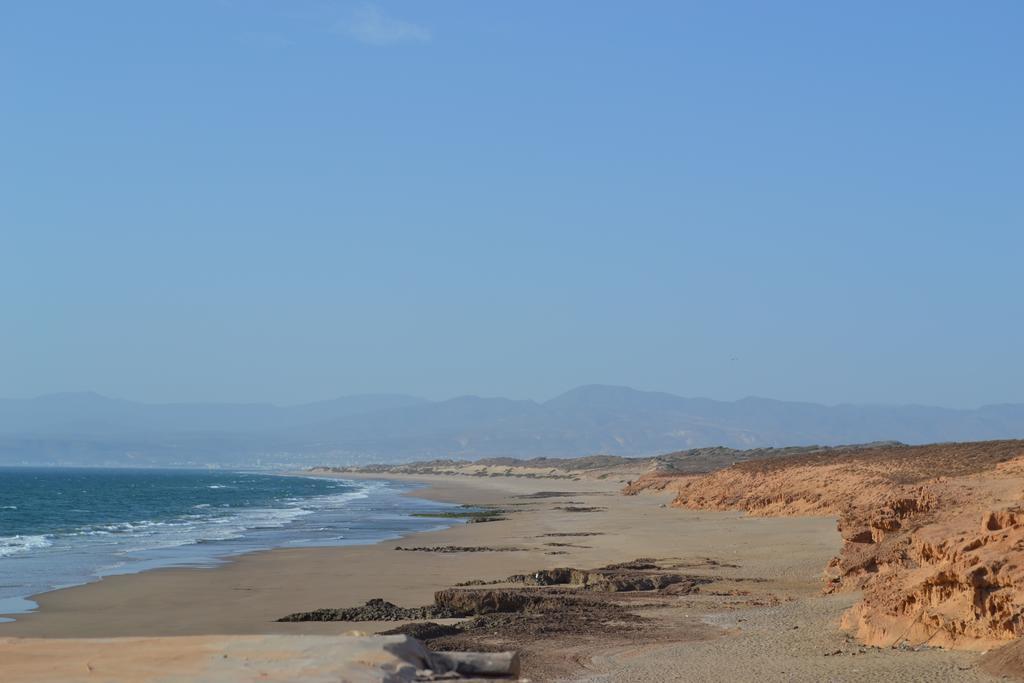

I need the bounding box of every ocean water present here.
[0,467,458,620]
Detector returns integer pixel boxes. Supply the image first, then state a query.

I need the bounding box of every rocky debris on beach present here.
[384,590,645,646]
[280,559,705,626]
[384,621,464,641]
[512,491,588,499]
[409,509,507,523]
[449,559,710,590]
[277,598,464,622]
[434,588,568,615]
[279,588,645,631]
[505,561,708,593]
[600,558,658,570]
[267,548,750,680]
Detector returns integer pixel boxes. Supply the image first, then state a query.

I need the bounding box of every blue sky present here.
[2,1,1022,407]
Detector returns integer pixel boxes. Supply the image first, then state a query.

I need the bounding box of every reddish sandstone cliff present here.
[626,440,1024,651]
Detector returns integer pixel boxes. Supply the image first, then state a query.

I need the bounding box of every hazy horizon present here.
[4,385,1024,411]
[4,383,1024,468]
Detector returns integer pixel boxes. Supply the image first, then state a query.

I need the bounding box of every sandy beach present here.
[0,472,1004,681]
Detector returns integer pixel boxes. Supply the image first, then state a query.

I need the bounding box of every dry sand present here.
[0,634,448,683]
[0,472,1004,681]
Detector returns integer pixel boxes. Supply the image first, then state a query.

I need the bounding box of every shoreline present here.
[0,472,1002,681]
[0,472,460,624]
[0,473,614,637]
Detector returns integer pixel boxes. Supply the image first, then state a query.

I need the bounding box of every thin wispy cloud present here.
[334,4,431,46]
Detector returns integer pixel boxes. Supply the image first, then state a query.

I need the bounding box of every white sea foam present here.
[110,504,322,553]
[71,520,170,537]
[0,535,52,557]
[1,480,376,560]
[302,485,373,510]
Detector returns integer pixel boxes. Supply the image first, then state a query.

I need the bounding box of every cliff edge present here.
[626,439,1024,653]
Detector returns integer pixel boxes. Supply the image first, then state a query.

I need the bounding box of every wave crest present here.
[0,535,52,557]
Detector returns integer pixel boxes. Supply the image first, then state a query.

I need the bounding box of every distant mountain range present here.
[1,385,1023,467]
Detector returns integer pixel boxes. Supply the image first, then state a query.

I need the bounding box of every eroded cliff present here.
[626,440,1024,651]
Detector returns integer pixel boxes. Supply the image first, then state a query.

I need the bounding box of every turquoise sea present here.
[0,467,456,619]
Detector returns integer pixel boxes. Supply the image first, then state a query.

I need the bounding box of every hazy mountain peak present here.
[547,384,658,403]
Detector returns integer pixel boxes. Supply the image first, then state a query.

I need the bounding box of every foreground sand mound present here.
[626,440,1024,651]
